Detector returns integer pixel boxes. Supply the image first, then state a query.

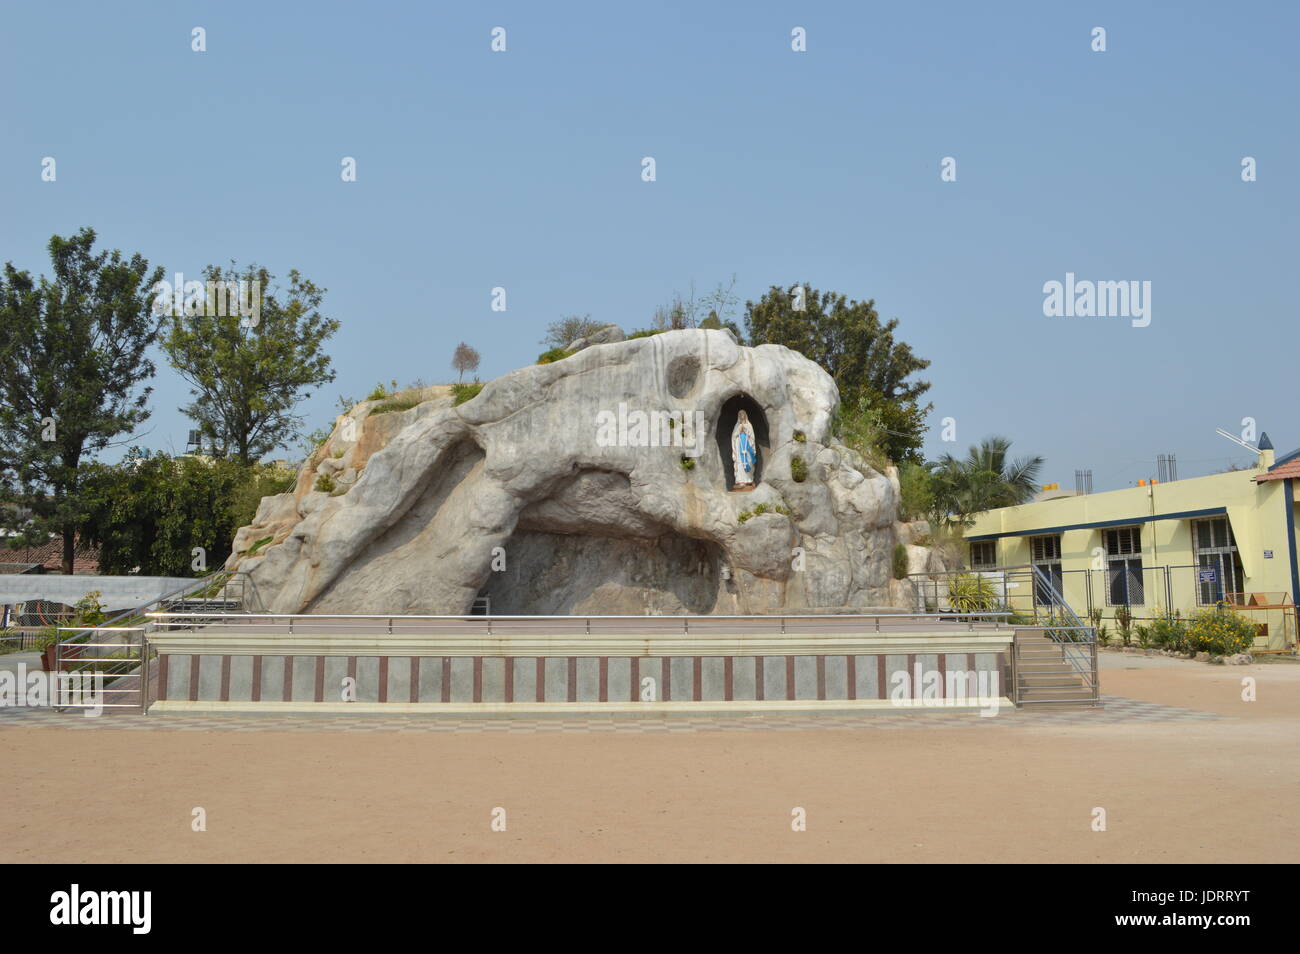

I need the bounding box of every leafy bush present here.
[314,473,336,493]
[451,381,484,405]
[1149,617,1188,652]
[1185,607,1256,656]
[73,591,106,626]
[790,456,808,483]
[245,535,274,555]
[737,509,752,524]
[1135,623,1154,649]
[81,453,292,576]
[1114,605,1134,646]
[793,430,806,443]
[366,383,390,401]
[897,460,935,522]
[31,626,60,652]
[892,543,909,580]
[946,573,998,612]
[680,456,695,470]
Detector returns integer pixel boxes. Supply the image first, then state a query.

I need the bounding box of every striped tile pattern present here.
[155,652,1007,705]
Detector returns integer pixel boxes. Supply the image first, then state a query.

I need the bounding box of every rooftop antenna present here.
[1156,453,1178,482]
[1214,427,1258,454]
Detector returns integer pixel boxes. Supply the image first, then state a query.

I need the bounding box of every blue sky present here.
[2,1,1296,489]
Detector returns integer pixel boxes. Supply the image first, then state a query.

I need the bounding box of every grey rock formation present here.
[564,323,625,353]
[227,329,923,615]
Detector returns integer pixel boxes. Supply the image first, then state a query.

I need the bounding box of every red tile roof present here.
[1256,459,1300,482]
[0,536,100,573]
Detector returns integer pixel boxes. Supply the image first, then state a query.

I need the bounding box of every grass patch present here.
[536,347,574,365]
[451,381,484,405]
[314,473,336,493]
[790,456,808,482]
[245,536,274,555]
[369,396,420,415]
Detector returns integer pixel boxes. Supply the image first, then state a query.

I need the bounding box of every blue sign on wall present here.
[1199,568,1217,583]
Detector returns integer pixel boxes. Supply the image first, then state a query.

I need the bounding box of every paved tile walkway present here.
[0,696,1223,733]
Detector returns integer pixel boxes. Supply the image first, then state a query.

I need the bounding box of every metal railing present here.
[1026,565,1100,702]
[52,569,253,712]
[908,565,1099,705]
[146,609,1014,637]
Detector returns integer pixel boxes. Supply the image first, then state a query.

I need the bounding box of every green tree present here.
[744,283,932,462]
[162,264,339,464]
[0,228,164,573]
[540,314,603,350]
[81,452,294,576]
[930,436,1044,526]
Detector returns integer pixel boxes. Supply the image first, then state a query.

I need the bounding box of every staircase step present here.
[1019,688,1094,699]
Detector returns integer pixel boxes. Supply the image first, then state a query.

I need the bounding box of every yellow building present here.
[964,435,1298,650]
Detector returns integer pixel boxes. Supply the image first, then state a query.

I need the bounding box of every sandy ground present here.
[1,654,1296,863]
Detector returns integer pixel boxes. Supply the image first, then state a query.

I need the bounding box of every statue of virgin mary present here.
[731,410,757,489]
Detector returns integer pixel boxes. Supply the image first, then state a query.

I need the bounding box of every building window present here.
[969,541,997,569]
[1105,526,1144,606]
[1193,517,1244,605]
[1030,534,1063,605]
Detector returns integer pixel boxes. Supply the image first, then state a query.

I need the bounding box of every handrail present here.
[53,569,253,712]
[146,610,1013,622]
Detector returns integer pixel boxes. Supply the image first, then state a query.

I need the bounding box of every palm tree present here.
[931,436,1044,525]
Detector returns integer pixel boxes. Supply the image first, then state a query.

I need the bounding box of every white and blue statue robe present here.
[731,413,757,487]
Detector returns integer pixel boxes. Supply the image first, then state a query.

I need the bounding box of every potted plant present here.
[33,627,60,671]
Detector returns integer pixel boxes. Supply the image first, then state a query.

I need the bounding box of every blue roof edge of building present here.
[966,506,1229,542]
[1270,444,1300,470]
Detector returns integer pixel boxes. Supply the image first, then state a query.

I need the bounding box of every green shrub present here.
[773,505,790,516]
[752,503,770,516]
[737,509,752,524]
[245,535,274,555]
[897,460,934,522]
[1114,605,1134,646]
[1135,623,1154,649]
[947,573,998,612]
[790,456,808,483]
[366,383,389,401]
[31,626,60,652]
[1149,617,1187,652]
[536,347,574,364]
[892,543,909,580]
[1185,607,1256,656]
[73,591,106,626]
[793,430,806,443]
[625,329,665,340]
[314,473,336,493]
[451,381,484,405]
[680,456,695,470]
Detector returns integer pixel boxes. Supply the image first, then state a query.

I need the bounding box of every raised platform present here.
[145,613,1014,713]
